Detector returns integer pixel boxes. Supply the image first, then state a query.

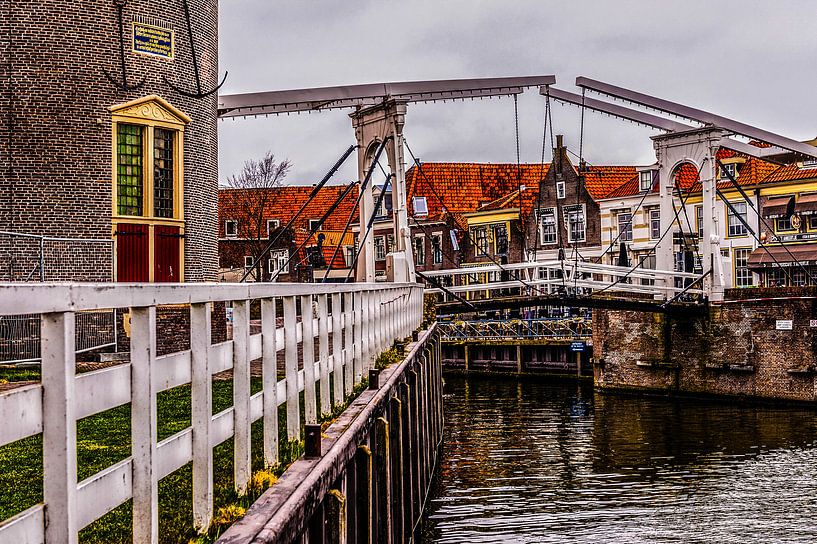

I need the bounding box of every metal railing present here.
[422,259,705,301]
[438,318,591,341]
[0,281,423,543]
[0,231,114,282]
[0,310,117,364]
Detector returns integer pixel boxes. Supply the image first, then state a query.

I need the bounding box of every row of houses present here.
[218,136,817,289]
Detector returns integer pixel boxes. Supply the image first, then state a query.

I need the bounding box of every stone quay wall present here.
[593,287,817,403]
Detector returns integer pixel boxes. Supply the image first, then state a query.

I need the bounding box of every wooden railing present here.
[0,282,423,544]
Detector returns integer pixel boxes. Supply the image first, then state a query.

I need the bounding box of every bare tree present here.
[226,151,291,281]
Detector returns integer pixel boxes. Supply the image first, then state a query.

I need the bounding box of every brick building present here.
[529,136,636,264]
[218,185,358,282]
[1,0,220,282]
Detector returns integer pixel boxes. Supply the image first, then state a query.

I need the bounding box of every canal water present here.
[420,376,817,543]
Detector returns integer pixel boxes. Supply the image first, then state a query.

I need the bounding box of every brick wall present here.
[1,0,219,281]
[593,287,817,402]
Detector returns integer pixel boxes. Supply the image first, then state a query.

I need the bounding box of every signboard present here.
[570,341,586,352]
[133,22,174,59]
[809,319,817,328]
[776,320,793,330]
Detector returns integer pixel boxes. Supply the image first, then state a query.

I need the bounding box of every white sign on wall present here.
[810,319,817,328]
[776,320,793,330]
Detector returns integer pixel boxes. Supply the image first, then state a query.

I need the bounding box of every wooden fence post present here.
[301,295,318,425]
[331,293,344,408]
[261,298,279,467]
[284,296,300,440]
[42,311,78,544]
[232,299,251,495]
[317,294,331,417]
[130,306,158,544]
[190,302,213,532]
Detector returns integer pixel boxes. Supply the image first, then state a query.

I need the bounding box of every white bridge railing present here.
[422,260,705,300]
[0,282,423,544]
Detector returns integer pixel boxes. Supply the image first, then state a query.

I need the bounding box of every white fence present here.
[0,282,423,544]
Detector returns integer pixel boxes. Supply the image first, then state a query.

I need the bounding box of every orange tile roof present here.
[219,184,359,235]
[762,163,817,184]
[581,166,639,200]
[406,163,548,225]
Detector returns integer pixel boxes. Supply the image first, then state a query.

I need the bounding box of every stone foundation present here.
[593,287,817,403]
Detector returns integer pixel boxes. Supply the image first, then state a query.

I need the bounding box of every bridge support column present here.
[350,100,415,283]
[653,128,725,302]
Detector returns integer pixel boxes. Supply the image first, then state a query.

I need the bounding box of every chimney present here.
[556,134,564,149]
[555,134,564,175]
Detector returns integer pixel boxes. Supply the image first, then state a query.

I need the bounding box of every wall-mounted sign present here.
[133,22,174,59]
[809,319,817,328]
[570,341,586,352]
[776,320,793,330]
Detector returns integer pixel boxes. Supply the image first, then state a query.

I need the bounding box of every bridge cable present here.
[240,144,357,282]
[403,138,550,298]
[513,94,526,257]
[717,158,815,285]
[344,171,394,282]
[534,88,554,250]
[598,170,658,263]
[269,181,358,282]
[319,144,392,283]
[573,88,587,293]
[594,160,710,296]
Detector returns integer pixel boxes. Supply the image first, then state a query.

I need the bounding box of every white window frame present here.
[225,220,238,238]
[539,207,558,245]
[733,247,753,287]
[266,219,280,237]
[564,205,586,243]
[308,219,322,232]
[617,211,633,242]
[344,246,355,268]
[413,196,428,216]
[649,209,661,240]
[413,234,425,266]
[268,249,289,275]
[431,232,443,264]
[720,162,737,180]
[449,230,460,251]
[556,181,566,200]
[639,171,653,192]
[374,236,386,261]
[243,255,254,268]
[727,201,748,237]
[472,227,489,255]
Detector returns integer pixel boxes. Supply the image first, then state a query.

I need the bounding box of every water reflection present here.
[421,376,817,543]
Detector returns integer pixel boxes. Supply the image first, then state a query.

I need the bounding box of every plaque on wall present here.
[132,21,174,59]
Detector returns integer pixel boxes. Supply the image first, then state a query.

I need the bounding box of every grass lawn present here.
[0,370,305,543]
[0,348,395,543]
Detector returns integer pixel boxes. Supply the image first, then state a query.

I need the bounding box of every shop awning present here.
[795,194,817,216]
[747,243,817,269]
[763,196,794,218]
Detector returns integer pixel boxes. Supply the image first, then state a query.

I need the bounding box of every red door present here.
[115,223,149,282]
[154,225,181,282]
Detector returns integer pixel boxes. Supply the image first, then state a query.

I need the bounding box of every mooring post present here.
[389,396,404,542]
[369,368,381,390]
[305,424,322,459]
[516,344,523,374]
[398,381,414,540]
[374,416,392,543]
[326,489,347,544]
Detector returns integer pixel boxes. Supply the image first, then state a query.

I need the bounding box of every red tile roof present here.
[762,163,817,184]
[582,166,639,200]
[219,184,359,236]
[406,163,548,223]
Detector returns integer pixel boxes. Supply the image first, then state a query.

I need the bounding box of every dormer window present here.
[639,171,654,192]
[720,163,737,180]
[413,196,428,216]
[308,219,322,232]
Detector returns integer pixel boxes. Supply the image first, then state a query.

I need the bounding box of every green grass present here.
[0,367,375,543]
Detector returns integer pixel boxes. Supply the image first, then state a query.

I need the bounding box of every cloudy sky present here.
[218,0,817,186]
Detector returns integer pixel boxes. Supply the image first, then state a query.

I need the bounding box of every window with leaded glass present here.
[117,124,144,216]
[472,227,488,256]
[153,128,175,218]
